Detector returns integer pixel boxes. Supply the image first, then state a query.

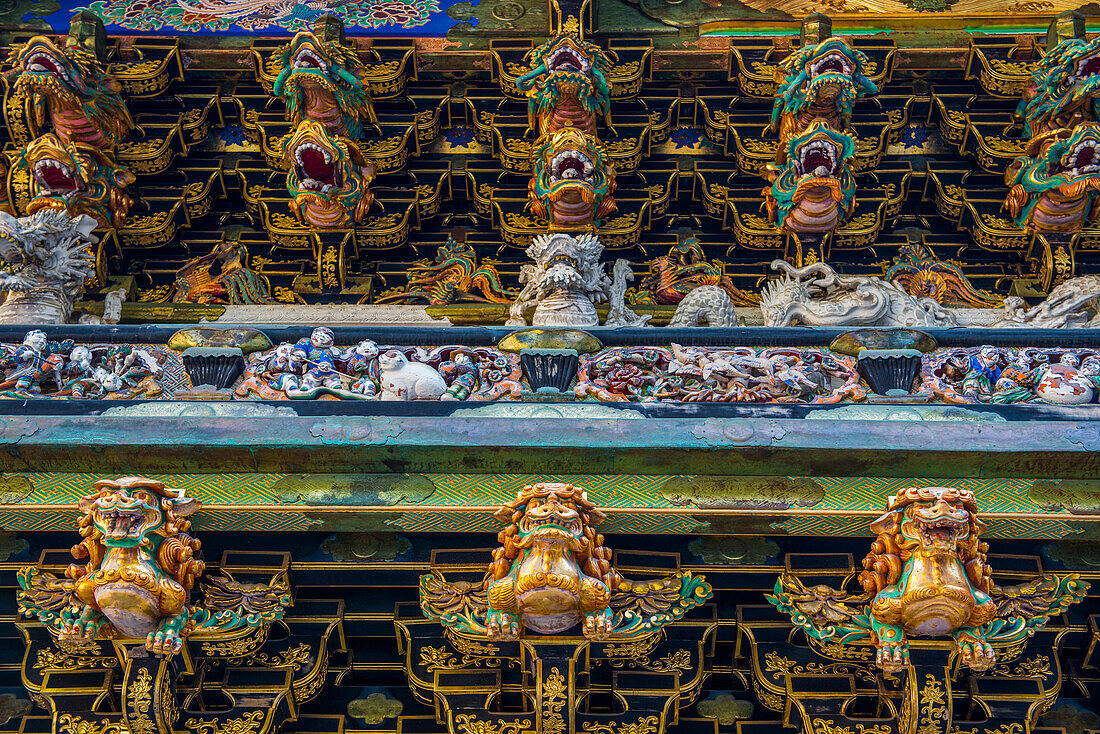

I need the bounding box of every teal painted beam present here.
[2,413,1099,479]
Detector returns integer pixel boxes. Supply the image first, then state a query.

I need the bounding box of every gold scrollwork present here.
[579,717,659,734]
[812,719,890,734]
[201,627,268,657]
[636,649,692,673]
[455,716,533,734]
[991,654,1052,678]
[542,668,566,734]
[918,674,947,734]
[34,649,117,670]
[185,710,265,734]
[951,726,1025,734]
[126,667,156,734]
[57,715,129,734]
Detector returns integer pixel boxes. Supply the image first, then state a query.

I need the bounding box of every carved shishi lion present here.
[767,486,1088,674]
[18,476,292,657]
[420,482,712,641]
[66,477,202,654]
[859,487,997,672]
[486,482,617,639]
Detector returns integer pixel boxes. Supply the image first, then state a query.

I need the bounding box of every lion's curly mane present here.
[858,487,992,597]
[488,483,620,590]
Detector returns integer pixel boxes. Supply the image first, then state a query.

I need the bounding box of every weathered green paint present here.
[272,474,437,505]
[321,533,412,562]
[301,511,412,532]
[1029,480,1100,513]
[1,416,1099,480]
[661,476,825,509]
[0,477,33,503]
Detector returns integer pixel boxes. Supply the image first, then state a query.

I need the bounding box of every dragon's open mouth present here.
[293,142,340,193]
[32,158,82,199]
[808,51,853,79]
[548,45,590,73]
[1058,138,1100,178]
[549,149,595,184]
[547,253,580,271]
[23,49,70,82]
[796,138,840,177]
[1072,51,1100,85]
[292,46,329,73]
[95,508,149,540]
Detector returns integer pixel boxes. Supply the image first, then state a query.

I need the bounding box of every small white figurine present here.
[378,351,447,401]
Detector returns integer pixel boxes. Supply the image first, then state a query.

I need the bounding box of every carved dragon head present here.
[528,125,616,229]
[523,231,609,300]
[772,38,877,141]
[1005,123,1100,232]
[77,476,200,549]
[859,487,991,596]
[0,209,96,294]
[271,31,373,139]
[489,482,618,589]
[282,120,375,228]
[759,260,839,326]
[1020,36,1100,138]
[519,33,614,131]
[18,132,135,228]
[7,37,133,148]
[765,119,856,233]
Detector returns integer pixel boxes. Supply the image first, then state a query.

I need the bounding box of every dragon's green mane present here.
[7,38,133,143]
[1019,37,1100,137]
[516,35,614,122]
[1007,125,1100,228]
[771,39,877,127]
[272,34,372,140]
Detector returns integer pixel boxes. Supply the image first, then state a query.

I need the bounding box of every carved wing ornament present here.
[419,573,492,635]
[770,573,872,629]
[201,572,293,625]
[991,573,1090,620]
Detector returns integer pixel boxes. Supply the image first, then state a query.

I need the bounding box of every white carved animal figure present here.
[668,286,739,327]
[760,260,957,328]
[994,275,1100,328]
[0,210,97,324]
[605,259,651,327]
[378,351,447,401]
[506,233,610,327]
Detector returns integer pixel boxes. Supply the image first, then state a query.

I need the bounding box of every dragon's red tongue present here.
[1082,56,1100,77]
[40,164,75,190]
[1077,147,1096,168]
[301,148,335,184]
[560,158,584,177]
[805,149,831,173]
[31,55,58,73]
[554,50,582,70]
